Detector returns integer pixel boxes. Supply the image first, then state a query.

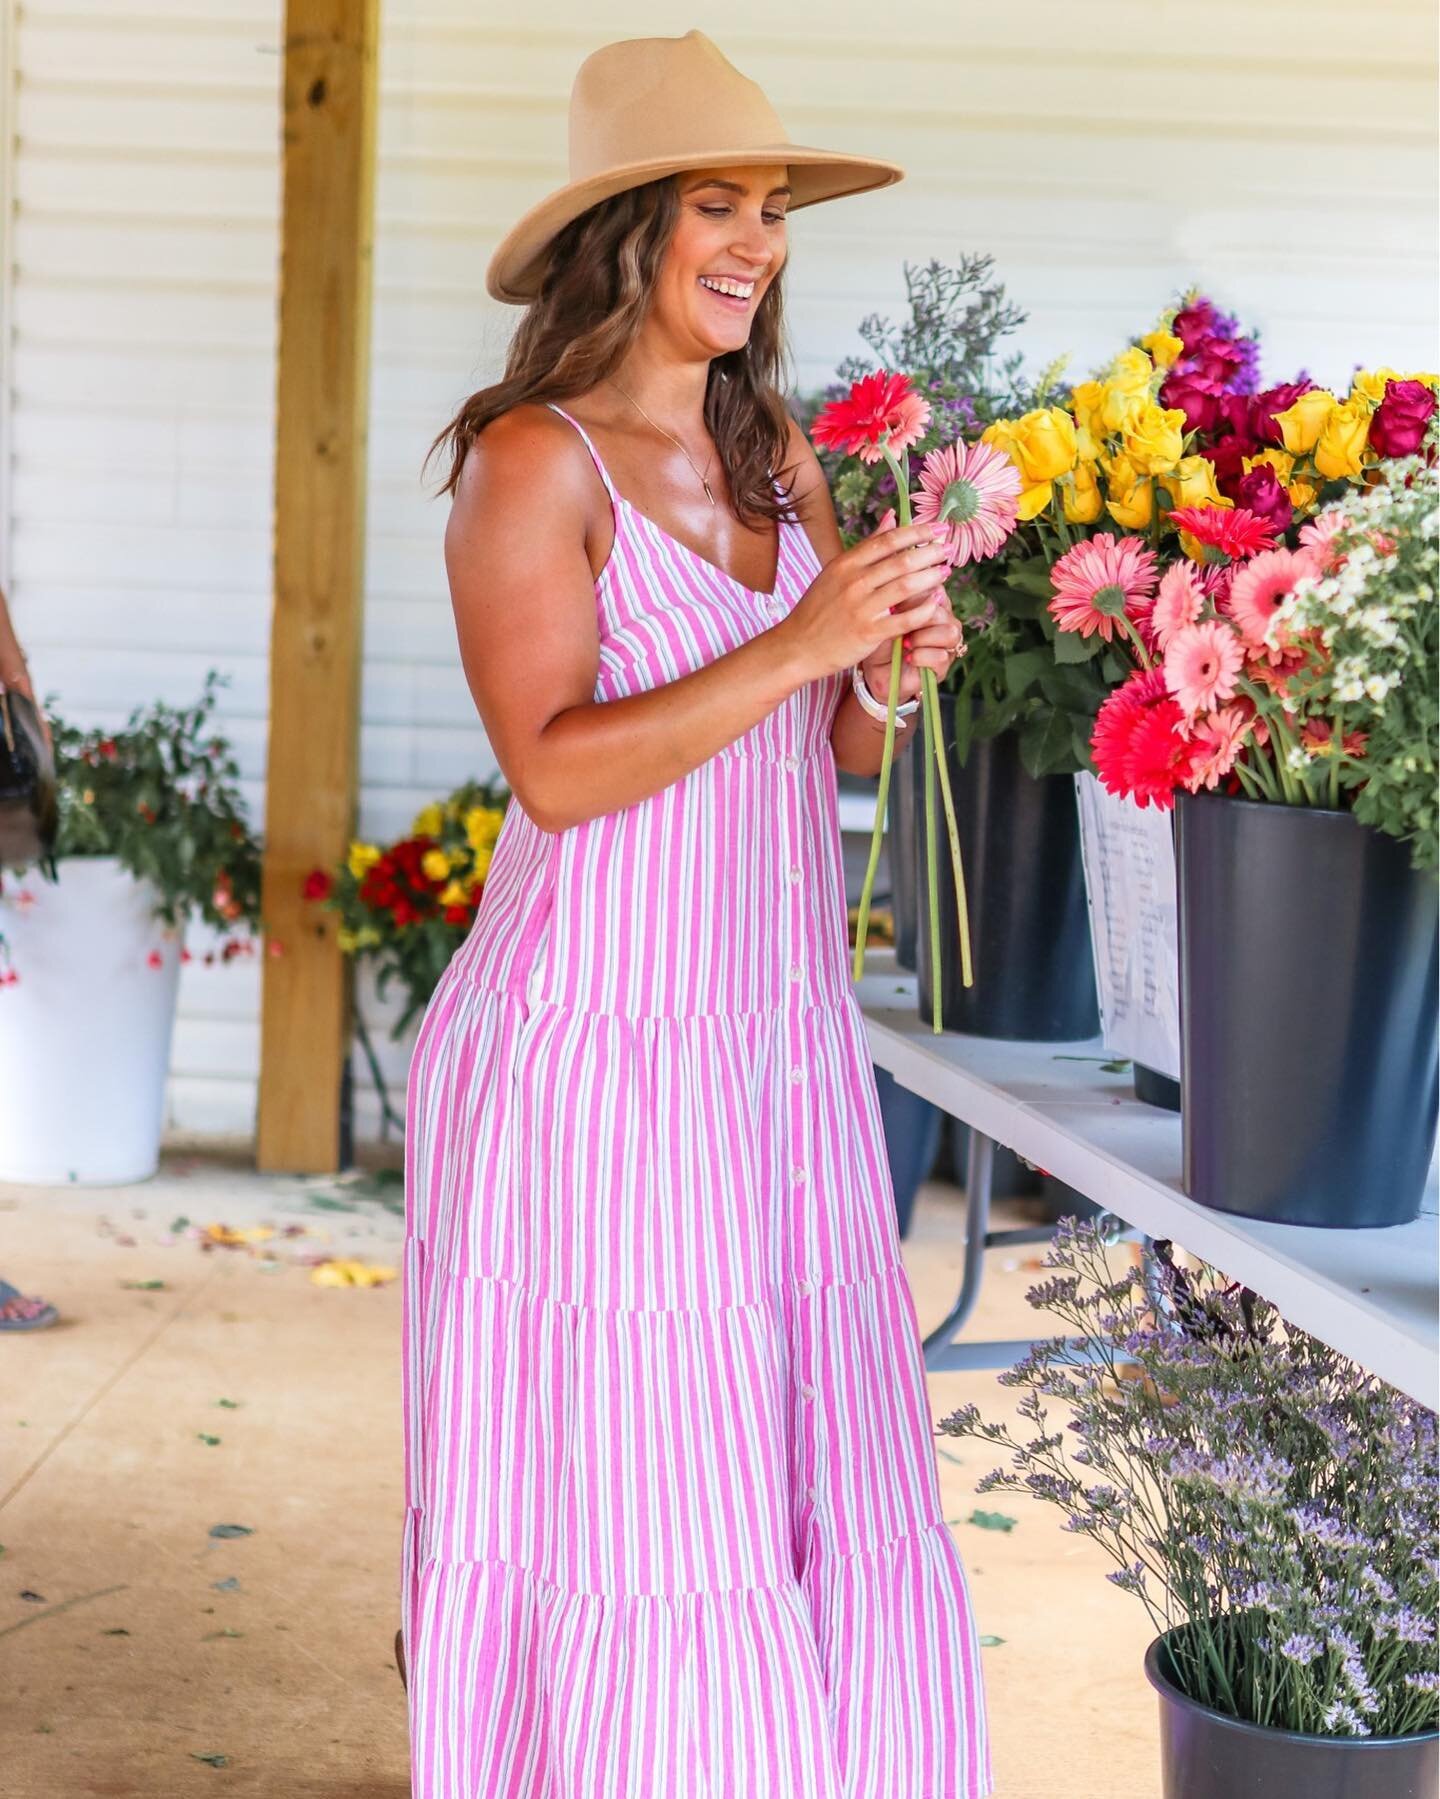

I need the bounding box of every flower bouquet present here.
[810,370,1021,1023]
[305,779,509,1037]
[942,1218,1438,1787]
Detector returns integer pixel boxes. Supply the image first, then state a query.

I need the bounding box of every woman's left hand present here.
[857,588,964,709]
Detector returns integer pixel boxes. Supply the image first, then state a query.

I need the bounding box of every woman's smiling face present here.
[657,164,789,352]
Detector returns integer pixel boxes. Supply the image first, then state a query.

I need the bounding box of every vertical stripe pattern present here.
[402,404,991,1796]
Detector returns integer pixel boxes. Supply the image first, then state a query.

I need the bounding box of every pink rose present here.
[1160,372,1221,434]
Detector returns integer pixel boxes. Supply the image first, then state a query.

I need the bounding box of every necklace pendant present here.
[702,479,716,507]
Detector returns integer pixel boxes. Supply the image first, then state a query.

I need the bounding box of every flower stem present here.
[851,635,902,982]
[924,669,973,991]
[921,679,942,1030]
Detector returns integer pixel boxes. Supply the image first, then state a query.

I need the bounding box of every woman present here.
[0,581,59,1332]
[402,30,990,1797]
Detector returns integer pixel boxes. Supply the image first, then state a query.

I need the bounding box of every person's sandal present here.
[394,1627,407,1691]
[0,1280,58,1332]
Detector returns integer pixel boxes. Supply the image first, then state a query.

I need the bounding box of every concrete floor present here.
[0,1151,1156,1797]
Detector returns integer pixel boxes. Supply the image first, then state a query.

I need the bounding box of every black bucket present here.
[1146,1633,1439,1799]
[1135,1062,1182,1112]
[1176,792,1439,1228]
[913,696,1099,1040]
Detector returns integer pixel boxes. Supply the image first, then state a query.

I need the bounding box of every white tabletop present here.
[856,954,1439,1410]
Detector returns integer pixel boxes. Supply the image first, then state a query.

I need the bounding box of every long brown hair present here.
[424,176,802,527]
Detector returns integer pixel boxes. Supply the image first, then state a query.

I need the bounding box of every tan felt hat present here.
[485,29,905,305]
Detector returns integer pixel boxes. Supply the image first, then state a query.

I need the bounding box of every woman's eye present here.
[699,205,786,225]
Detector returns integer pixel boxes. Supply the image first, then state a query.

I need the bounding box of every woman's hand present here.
[775,511,956,683]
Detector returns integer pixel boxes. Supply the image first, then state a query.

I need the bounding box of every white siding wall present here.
[4,1,1437,1143]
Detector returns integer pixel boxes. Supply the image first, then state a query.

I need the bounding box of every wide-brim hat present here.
[485,29,905,305]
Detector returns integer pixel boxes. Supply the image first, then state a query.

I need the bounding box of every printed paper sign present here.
[1074,773,1181,1081]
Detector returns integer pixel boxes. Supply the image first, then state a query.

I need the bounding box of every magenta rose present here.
[1235,464,1293,534]
[1369,379,1437,458]
[1215,392,1260,442]
[1203,435,1256,500]
[1253,379,1317,447]
[1160,372,1221,434]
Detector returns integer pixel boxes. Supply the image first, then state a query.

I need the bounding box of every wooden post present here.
[257,0,379,1171]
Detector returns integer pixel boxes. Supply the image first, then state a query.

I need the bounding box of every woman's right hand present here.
[776,512,955,681]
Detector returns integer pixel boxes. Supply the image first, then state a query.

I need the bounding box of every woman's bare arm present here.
[444,406,950,833]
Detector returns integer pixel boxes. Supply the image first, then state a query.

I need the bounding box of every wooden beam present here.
[258,0,379,1172]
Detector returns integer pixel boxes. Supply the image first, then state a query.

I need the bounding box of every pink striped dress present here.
[402,402,991,1797]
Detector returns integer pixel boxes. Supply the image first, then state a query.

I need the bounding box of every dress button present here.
[784,755,799,772]
[788,866,802,884]
[791,1165,806,1183]
[789,1066,803,1084]
[789,965,802,982]
[807,1485,820,1503]
[800,1384,818,1403]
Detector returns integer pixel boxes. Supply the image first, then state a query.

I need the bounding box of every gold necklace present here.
[608,378,717,507]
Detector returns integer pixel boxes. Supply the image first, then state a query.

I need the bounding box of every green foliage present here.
[34,671,261,933]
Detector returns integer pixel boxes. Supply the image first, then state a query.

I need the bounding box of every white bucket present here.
[0,857,184,1184]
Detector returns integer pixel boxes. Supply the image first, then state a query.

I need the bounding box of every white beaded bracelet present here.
[851,662,919,724]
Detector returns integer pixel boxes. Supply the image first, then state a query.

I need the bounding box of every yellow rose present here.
[438,878,470,908]
[347,842,382,880]
[1159,455,1231,511]
[337,927,360,954]
[1010,406,1078,484]
[421,848,451,883]
[1241,448,1295,484]
[981,420,1052,518]
[1061,459,1103,524]
[1070,381,1109,460]
[465,806,504,853]
[1287,478,1319,514]
[412,802,444,837]
[1122,403,1188,477]
[1100,348,1156,433]
[1141,329,1184,370]
[1314,397,1371,481]
[1275,389,1337,455]
[1348,367,1405,408]
[1104,455,1154,530]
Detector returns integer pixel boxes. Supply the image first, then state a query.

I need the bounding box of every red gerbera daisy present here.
[1091,667,1199,810]
[811,371,932,467]
[1169,505,1278,561]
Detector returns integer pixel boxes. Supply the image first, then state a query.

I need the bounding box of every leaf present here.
[170,1216,191,1234]
[211,1577,240,1593]
[190,1753,229,1767]
[305,1193,358,1214]
[102,1627,130,1636]
[196,1434,221,1447]
[19,1590,46,1602]
[1052,629,1104,666]
[215,1399,241,1410]
[201,1629,242,1641]
[967,1509,1018,1533]
[979,1634,1007,1648]
[1018,709,1076,778]
[121,1280,166,1291]
[207,1524,253,1540]
[1002,647,1050,700]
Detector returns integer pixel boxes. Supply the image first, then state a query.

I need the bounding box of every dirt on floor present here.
[0,1149,1156,1798]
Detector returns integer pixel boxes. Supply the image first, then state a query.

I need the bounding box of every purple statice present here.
[938,1218,1439,1739]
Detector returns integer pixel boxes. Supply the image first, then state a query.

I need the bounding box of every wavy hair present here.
[425,177,802,527]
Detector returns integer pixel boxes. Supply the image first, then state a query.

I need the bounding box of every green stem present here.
[922,679,942,1030]
[924,669,973,991]
[1117,614,1154,672]
[851,635,902,982]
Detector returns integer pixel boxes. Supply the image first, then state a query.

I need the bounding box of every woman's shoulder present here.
[455,400,599,515]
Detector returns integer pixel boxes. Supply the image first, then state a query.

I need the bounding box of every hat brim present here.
[484,144,905,304]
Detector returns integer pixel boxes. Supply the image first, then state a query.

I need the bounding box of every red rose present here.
[1234,464,1293,535]
[99,739,118,760]
[393,899,419,927]
[303,869,333,901]
[1369,380,1437,458]
[1160,372,1221,435]
[443,905,470,926]
[1201,436,1254,500]
[1252,380,1316,447]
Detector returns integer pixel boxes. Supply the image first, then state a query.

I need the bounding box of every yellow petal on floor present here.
[205,1223,276,1247]
[309,1259,398,1288]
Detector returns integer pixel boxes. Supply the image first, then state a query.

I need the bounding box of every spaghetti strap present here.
[545,401,619,502]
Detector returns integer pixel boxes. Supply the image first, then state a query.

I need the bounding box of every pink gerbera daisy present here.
[1226,547,1312,648]
[1183,702,1254,792]
[1170,505,1278,561]
[811,371,933,467]
[1141,562,1205,653]
[1164,620,1245,718]
[1048,533,1160,641]
[911,439,1021,568]
[1298,506,1346,563]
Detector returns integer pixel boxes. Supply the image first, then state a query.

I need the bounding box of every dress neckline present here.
[613,493,786,600]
